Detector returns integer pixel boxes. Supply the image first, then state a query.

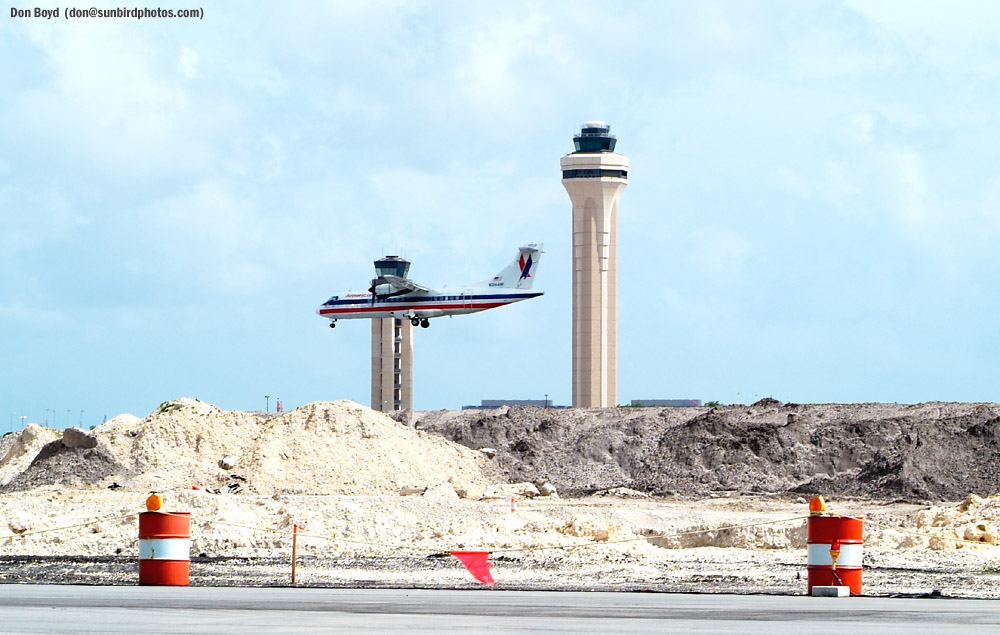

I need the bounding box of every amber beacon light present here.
[808,496,826,516]
[145,493,163,512]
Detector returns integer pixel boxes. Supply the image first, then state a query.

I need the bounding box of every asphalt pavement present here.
[2,585,1000,633]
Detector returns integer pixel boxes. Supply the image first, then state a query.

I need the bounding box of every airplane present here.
[317,243,543,329]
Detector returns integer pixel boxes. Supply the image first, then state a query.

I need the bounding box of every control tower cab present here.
[374,256,410,279]
[370,256,412,299]
[573,120,618,153]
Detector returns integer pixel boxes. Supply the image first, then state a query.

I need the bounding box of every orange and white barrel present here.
[807,514,863,595]
[138,511,191,586]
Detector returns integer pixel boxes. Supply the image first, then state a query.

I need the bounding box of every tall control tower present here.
[561,121,629,408]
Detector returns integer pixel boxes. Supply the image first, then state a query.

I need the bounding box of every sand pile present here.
[1,399,498,496]
[244,401,499,495]
[896,494,1000,549]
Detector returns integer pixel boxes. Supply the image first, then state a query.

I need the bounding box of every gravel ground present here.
[3,549,999,598]
[3,493,1000,598]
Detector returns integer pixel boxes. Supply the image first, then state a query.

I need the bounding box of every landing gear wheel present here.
[420,319,430,328]
[410,317,420,327]
[328,322,336,329]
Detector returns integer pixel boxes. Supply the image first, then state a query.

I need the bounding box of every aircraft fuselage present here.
[318,288,543,321]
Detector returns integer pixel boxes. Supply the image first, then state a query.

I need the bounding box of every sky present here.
[4,0,1000,431]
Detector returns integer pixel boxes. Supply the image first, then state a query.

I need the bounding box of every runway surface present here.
[2,585,1000,633]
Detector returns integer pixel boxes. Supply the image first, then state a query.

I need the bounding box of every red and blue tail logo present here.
[518,254,533,280]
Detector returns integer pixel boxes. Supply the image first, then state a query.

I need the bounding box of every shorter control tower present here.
[370,256,413,412]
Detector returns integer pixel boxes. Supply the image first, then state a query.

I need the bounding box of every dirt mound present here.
[1,399,497,496]
[0,424,61,487]
[411,401,1000,501]
[406,406,691,495]
[8,399,1000,502]
[2,441,125,492]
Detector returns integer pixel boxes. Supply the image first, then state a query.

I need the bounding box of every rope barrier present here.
[491,515,814,554]
[190,512,1000,555]
[195,519,286,535]
[186,514,815,555]
[0,512,137,541]
[187,518,435,552]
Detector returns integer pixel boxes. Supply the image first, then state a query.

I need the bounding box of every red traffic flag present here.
[450,551,495,586]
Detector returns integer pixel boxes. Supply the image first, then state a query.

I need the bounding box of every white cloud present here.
[846,0,1000,43]
[0,301,70,330]
[450,7,570,120]
[844,113,878,146]
[845,0,1000,77]
[4,19,225,181]
[179,45,200,78]
[772,160,862,207]
[135,180,271,295]
[693,228,752,280]
[878,148,942,236]
[979,176,1000,227]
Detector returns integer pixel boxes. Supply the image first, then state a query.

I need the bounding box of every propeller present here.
[368,276,410,303]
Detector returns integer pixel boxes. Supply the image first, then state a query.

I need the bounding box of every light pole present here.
[44,409,50,426]
[20,415,26,429]
[66,409,70,427]
[264,395,271,413]
[544,393,549,408]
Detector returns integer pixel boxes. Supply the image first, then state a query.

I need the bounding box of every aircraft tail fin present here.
[479,243,542,290]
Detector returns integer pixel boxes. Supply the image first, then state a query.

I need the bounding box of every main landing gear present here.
[410,317,430,328]
[328,322,336,329]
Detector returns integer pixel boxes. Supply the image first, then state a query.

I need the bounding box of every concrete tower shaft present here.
[560,121,628,408]
[371,317,412,412]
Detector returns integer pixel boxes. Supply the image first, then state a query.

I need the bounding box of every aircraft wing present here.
[380,275,430,293]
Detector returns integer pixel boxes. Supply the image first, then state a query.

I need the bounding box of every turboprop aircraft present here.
[317,244,543,329]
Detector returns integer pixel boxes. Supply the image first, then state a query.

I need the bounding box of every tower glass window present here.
[573,120,617,153]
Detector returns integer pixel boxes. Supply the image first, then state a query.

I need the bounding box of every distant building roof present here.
[630,399,702,407]
[462,399,565,410]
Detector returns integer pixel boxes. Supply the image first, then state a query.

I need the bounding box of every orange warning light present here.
[830,538,841,570]
[145,493,163,512]
[808,495,826,516]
